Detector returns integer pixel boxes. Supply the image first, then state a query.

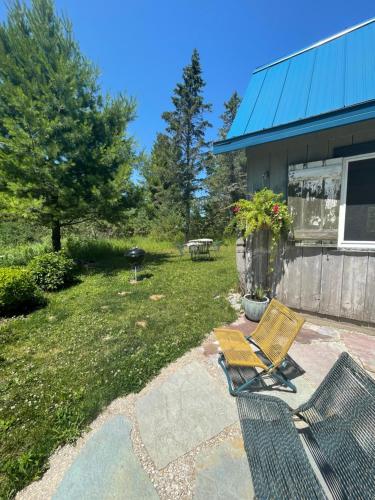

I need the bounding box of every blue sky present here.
[1,0,375,153]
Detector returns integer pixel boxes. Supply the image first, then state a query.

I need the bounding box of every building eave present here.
[213,101,375,155]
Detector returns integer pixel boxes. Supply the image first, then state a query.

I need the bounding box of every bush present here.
[28,252,75,291]
[0,268,45,316]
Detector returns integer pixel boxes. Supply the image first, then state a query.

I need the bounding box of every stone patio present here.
[18,312,375,500]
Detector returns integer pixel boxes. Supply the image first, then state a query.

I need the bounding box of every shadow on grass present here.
[66,238,172,276]
[0,295,47,329]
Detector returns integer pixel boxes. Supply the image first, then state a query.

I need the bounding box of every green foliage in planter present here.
[28,252,75,291]
[0,268,45,316]
[250,285,267,301]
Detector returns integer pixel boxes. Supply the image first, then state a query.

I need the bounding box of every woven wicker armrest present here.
[293,352,375,499]
[237,393,327,500]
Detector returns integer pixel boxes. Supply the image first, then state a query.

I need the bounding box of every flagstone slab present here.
[136,361,237,468]
[304,323,341,341]
[340,330,375,372]
[53,416,158,500]
[193,439,254,500]
[290,341,344,388]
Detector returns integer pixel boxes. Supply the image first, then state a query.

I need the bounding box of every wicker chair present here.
[214,299,305,395]
[237,352,375,499]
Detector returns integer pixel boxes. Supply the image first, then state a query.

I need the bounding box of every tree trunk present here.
[184,199,191,241]
[51,221,61,252]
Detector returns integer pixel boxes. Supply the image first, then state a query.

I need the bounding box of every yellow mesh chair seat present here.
[215,299,305,395]
[214,329,267,369]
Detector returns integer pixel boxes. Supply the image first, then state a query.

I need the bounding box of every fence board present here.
[280,245,302,308]
[300,247,322,312]
[271,240,285,299]
[239,237,375,324]
[249,231,269,291]
[340,252,369,321]
[364,254,375,324]
[319,250,344,317]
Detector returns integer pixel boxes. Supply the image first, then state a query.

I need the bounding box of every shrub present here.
[0,268,45,316]
[28,252,75,291]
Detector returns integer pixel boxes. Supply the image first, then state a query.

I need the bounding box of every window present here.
[288,159,342,241]
[338,153,375,248]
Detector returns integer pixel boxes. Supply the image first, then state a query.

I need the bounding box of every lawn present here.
[0,238,237,498]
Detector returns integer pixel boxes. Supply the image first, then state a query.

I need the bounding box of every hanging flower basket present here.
[230,188,293,275]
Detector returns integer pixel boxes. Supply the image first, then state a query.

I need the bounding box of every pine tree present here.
[141,133,185,240]
[162,49,211,240]
[205,91,247,236]
[0,0,136,250]
[142,133,180,211]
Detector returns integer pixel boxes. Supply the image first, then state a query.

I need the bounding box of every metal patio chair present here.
[214,299,305,395]
[237,352,375,499]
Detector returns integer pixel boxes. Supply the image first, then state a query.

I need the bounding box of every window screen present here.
[288,159,342,240]
[344,158,375,242]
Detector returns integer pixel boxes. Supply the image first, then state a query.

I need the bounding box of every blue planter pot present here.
[242,295,270,322]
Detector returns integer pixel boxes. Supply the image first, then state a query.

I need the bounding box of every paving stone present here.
[202,341,220,356]
[295,327,333,344]
[257,375,317,408]
[290,341,345,388]
[193,439,253,500]
[224,316,258,336]
[304,323,340,340]
[136,361,237,468]
[53,416,158,500]
[340,331,375,372]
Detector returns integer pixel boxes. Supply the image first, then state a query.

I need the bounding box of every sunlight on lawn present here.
[0,238,237,497]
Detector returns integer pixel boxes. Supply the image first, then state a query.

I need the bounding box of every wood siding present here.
[241,120,375,325]
[239,236,375,325]
[245,119,375,197]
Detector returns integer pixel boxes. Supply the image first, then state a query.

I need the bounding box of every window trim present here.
[338,152,375,249]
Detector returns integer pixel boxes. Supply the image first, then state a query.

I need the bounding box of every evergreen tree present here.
[141,133,184,240]
[142,133,180,211]
[205,91,247,236]
[0,0,136,250]
[162,49,211,240]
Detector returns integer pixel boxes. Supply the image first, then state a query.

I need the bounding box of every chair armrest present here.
[237,394,326,499]
[294,352,357,416]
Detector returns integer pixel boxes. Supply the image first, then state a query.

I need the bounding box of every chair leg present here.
[218,354,265,396]
[218,354,237,396]
[235,373,265,394]
[272,370,297,393]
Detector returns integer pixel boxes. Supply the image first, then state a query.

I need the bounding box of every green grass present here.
[0,238,237,498]
[0,241,51,267]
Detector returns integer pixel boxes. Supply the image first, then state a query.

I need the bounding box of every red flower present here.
[272,204,280,214]
[232,205,240,214]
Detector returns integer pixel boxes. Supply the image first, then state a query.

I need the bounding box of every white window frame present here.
[338,152,375,249]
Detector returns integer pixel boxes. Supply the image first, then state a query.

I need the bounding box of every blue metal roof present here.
[214,18,375,154]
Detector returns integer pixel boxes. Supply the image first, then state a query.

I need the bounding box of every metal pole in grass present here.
[126,247,146,282]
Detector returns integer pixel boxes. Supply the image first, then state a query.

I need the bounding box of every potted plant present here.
[242,285,269,322]
[231,189,292,264]
[230,189,293,320]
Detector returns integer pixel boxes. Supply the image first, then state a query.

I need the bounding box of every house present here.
[214,18,375,325]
